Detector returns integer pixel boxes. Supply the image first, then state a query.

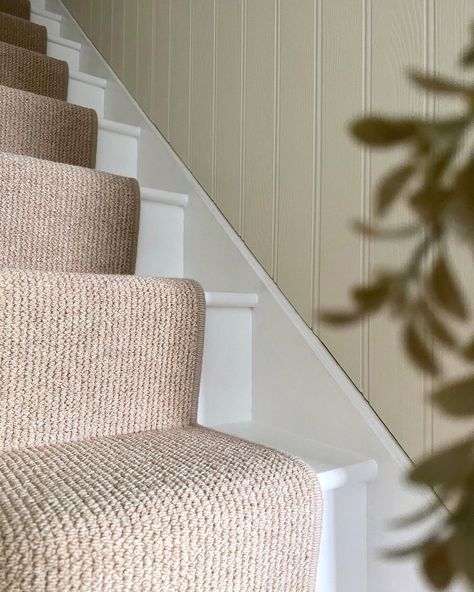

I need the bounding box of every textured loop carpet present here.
[0,85,98,167]
[0,426,322,591]
[0,269,205,450]
[0,41,68,100]
[0,152,139,275]
[0,12,47,53]
[0,0,30,19]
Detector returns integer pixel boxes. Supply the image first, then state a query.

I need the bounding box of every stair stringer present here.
[36,1,451,590]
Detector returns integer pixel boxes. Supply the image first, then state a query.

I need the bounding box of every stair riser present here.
[136,200,184,279]
[96,127,138,178]
[68,77,104,117]
[31,12,61,37]
[317,486,368,592]
[198,306,253,426]
[47,39,80,70]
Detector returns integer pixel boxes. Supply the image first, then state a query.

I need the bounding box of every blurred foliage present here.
[322,23,474,590]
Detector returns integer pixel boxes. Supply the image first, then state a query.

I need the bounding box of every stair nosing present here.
[48,35,81,51]
[31,7,62,22]
[69,70,107,89]
[213,421,378,491]
[141,187,188,208]
[99,118,141,138]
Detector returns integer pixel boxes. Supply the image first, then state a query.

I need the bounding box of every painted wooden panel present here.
[276,0,315,324]
[214,0,243,232]
[169,0,192,164]
[136,0,154,114]
[190,0,215,195]
[100,0,112,61]
[110,0,125,78]
[89,0,102,48]
[368,0,428,460]
[71,0,89,32]
[316,0,365,389]
[432,0,474,451]
[151,0,170,137]
[122,0,138,97]
[243,0,276,275]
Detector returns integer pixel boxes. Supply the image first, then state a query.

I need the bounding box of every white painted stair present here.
[20,1,381,590]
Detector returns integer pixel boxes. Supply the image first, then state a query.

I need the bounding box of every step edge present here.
[99,118,141,138]
[141,187,188,208]
[31,7,62,22]
[70,70,107,89]
[48,34,81,51]
[205,292,259,309]
[213,420,378,491]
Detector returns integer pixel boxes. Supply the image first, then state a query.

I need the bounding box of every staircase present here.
[0,1,389,590]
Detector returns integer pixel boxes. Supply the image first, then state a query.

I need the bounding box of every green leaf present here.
[418,303,457,349]
[384,541,427,559]
[433,377,474,417]
[422,541,454,590]
[410,71,472,96]
[461,46,474,67]
[463,337,474,361]
[410,187,450,222]
[352,221,421,240]
[403,322,440,376]
[376,164,415,215]
[352,281,390,313]
[410,440,473,486]
[319,311,362,326]
[429,256,468,320]
[391,500,443,528]
[351,117,417,147]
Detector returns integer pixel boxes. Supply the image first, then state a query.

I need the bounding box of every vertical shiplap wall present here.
[64,0,474,461]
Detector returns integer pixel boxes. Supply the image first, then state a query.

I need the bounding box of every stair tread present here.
[214,421,378,491]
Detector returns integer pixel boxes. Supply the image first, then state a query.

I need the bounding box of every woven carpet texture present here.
[0,152,139,275]
[0,41,68,100]
[0,0,30,19]
[0,426,322,591]
[0,12,47,53]
[0,269,205,450]
[0,85,98,167]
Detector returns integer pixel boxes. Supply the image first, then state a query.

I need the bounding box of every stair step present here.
[68,70,106,117]
[31,7,62,37]
[216,421,377,592]
[96,118,140,178]
[48,35,80,70]
[136,188,188,279]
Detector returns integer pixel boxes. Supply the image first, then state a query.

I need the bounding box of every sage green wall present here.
[63,0,474,461]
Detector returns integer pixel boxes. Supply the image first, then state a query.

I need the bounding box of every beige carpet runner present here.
[0,12,47,53]
[0,41,68,100]
[0,4,322,590]
[0,85,98,167]
[0,152,139,274]
[0,0,30,20]
[0,269,321,591]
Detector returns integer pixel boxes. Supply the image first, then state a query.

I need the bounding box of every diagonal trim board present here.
[39,1,443,590]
